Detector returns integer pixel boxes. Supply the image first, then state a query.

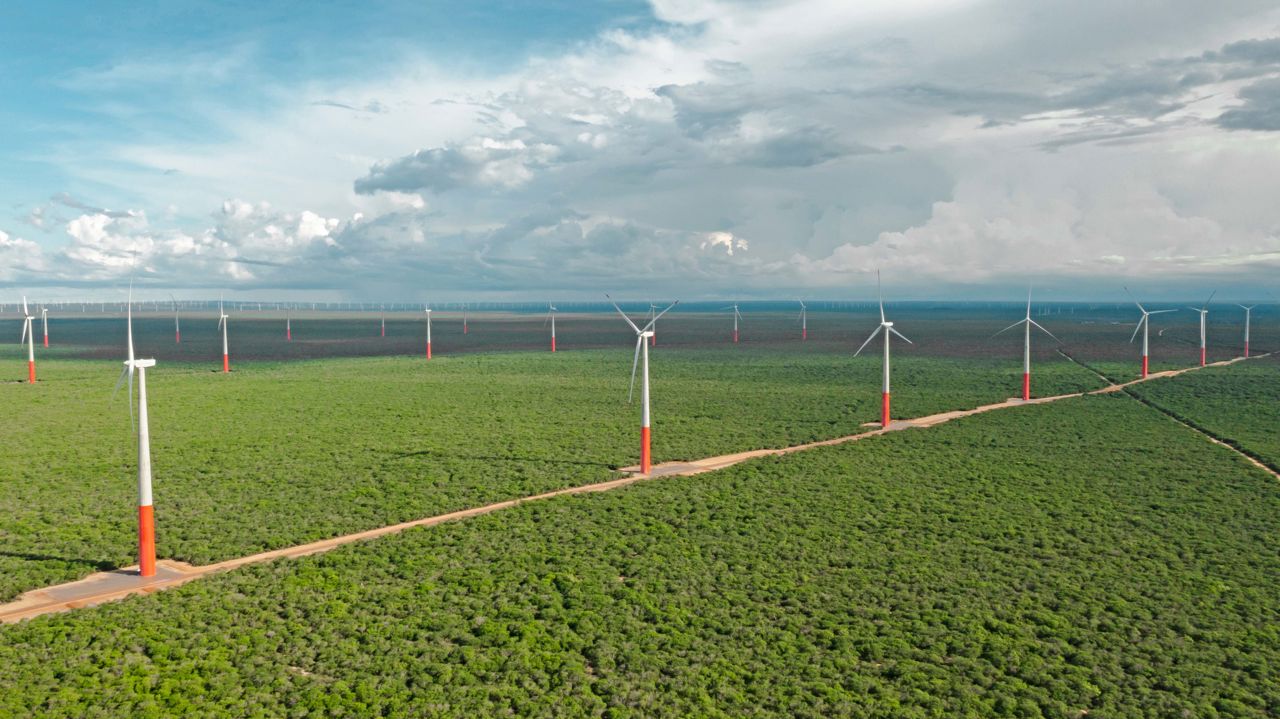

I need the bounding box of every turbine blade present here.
[1028,318,1061,343]
[1129,315,1145,343]
[888,326,913,344]
[1025,285,1032,319]
[1123,286,1145,313]
[20,319,27,344]
[877,270,885,323]
[1202,290,1216,309]
[643,300,679,331]
[22,296,28,316]
[627,337,641,403]
[993,318,1026,337]
[606,294,641,334]
[1148,309,1178,314]
[853,325,882,357]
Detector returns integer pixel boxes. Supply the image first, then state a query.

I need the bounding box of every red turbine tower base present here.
[640,426,651,474]
[426,342,432,359]
[43,336,48,348]
[802,328,807,341]
[27,360,35,384]
[138,504,156,577]
[881,392,891,428]
[1245,342,1249,358]
[175,330,181,344]
[551,337,556,353]
[733,330,739,343]
[1141,355,1149,378]
[1022,372,1030,401]
[222,354,230,373]
[1200,348,1206,367]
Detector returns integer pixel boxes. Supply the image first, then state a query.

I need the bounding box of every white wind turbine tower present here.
[609,295,678,475]
[798,300,807,341]
[544,302,558,352]
[462,303,469,335]
[725,303,742,343]
[1188,291,1215,367]
[114,285,158,577]
[171,294,181,344]
[1125,287,1176,379]
[286,305,292,341]
[1237,303,1256,358]
[41,306,49,348]
[854,272,912,428]
[993,287,1060,401]
[218,295,231,372]
[647,302,658,346]
[424,304,433,359]
[381,304,386,338]
[19,296,36,383]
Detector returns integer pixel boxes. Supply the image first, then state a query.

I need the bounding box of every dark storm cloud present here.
[1216,77,1280,131]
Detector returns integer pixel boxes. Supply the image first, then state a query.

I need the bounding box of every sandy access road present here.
[1,353,1272,624]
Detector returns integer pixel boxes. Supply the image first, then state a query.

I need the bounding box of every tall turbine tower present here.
[994,287,1060,400]
[424,304,433,359]
[1188,291,1215,367]
[798,300,807,341]
[217,295,230,372]
[19,297,36,383]
[171,294,181,344]
[609,295,678,474]
[1237,303,1256,358]
[1126,288,1176,378]
[545,303,558,352]
[854,272,912,428]
[114,287,159,576]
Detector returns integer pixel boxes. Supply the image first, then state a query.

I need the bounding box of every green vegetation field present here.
[1125,355,1280,471]
[0,347,1107,601]
[2,392,1278,717]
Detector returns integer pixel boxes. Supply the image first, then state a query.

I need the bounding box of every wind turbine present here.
[462,303,468,335]
[217,295,230,372]
[1125,288,1176,379]
[1237,303,1256,358]
[41,306,49,347]
[1188,291,1215,367]
[114,286,158,577]
[19,297,35,383]
[424,304,433,359]
[798,300,807,341]
[170,294,181,344]
[381,305,386,338]
[609,295,678,474]
[993,287,1060,401]
[725,303,742,343]
[286,305,292,341]
[854,272,912,428]
[544,302,558,352]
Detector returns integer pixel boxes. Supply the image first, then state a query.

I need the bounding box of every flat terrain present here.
[1,391,1278,717]
[0,345,1106,602]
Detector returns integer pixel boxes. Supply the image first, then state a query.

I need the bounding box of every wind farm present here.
[3,0,1280,715]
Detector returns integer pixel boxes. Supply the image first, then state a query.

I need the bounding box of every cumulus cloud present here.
[11,1,1280,297]
[355,137,562,195]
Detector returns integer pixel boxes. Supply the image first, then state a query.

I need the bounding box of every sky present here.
[2,0,1279,302]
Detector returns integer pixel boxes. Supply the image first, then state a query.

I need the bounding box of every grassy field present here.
[1125,355,1280,471]
[1,392,1277,717]
[0,345,1107,601]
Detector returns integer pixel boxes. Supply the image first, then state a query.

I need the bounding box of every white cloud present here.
[14,0,1280,297]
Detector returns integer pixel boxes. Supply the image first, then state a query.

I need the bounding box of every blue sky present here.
[2,0,1279,301]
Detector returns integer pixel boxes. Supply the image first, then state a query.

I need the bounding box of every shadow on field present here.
[0,551,116,572]
[387,449,618,471]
